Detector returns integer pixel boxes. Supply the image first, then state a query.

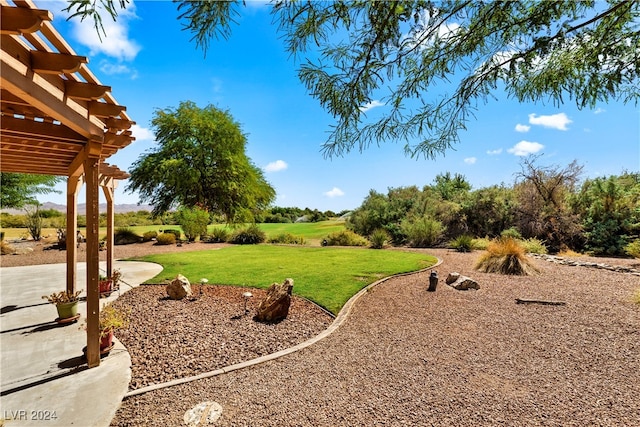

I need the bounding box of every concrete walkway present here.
[0,261,163,427]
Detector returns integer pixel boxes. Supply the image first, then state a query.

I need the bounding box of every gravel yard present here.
[3,243,640,426]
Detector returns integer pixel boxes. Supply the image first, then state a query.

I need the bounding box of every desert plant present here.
[325,229,368,246]
[475,237,539,275]
[0,240,14,255]
[472,237,492,250]
[369,228,390,249]
[500,227,522,240]
[161,229,182,240]
[42,290,82,304]
[632,288,640,305]
[175,206,210,242]
[156,232,176,245]
[402,216,444,248]
[99,304,130,337]
[230,224,266,245]
[25,204,43,241]
[449,234,475,252]
[142,230,158,242]
[114,227,142,245]
[269,233,305,245]
[625,239,640,259]
[521,238,548,254]
[209,227,230,243]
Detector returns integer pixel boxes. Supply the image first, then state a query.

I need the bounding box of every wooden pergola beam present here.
[88,101,126,118]
[31,50,87,74]
[1,52,104,138]
[0,5,52,35]
[65,80,111,101]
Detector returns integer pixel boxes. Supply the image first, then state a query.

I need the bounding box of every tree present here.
[126,101,275,222]
[515,155,583,252]
[0,173,61,209]
[571,172,640,255]
[65,1,639,158]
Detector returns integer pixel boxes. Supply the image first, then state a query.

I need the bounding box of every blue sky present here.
[36,1,639,212]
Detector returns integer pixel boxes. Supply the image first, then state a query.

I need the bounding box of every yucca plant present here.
[475,237,539,275]
[449,234,475,252]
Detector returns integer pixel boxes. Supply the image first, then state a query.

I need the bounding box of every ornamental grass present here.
[475,237,539,276]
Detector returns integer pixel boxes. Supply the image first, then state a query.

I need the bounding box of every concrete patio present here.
[1,261,162,426]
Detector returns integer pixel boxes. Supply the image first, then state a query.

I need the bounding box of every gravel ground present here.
[109,248,640,427]
[109,284,333,390]
[3,243,639,425]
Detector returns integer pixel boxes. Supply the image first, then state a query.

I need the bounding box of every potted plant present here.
[42,290,83,322]
[98,304,130,353]
[99,269,122,297]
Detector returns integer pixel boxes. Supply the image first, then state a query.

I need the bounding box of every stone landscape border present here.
[124,257,443,398]
[529,253,640,276]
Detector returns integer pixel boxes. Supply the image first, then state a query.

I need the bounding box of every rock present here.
[445,272,480,290]
[445,272,460,285]
[184,401,223,426]
[166,274,192,300]
[255,278,294,322]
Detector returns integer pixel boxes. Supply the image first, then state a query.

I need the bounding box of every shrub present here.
[475,237,539,275]
[142,231,158,242]
[155,233,176,245]
[114,227,142,245]
[208,227,230,243]
[175,207,210,242]
[449,234,475,252]
[500,227,522,240]
[161,229,182,240]
[625,239,640,259]
[369,228,390,249]
[472,237,492,250]
[230,224,266,245]
[521,238,548,254]
[1,240,14,255]
[269,233,305,245]
[401,216,444,248]
[325,230,368,246]
[632,288,640,305]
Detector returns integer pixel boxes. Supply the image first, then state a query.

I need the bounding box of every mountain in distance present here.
[1,202,153,215]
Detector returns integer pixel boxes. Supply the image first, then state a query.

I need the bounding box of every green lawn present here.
[130,245,436,315]
[1,220,345,244]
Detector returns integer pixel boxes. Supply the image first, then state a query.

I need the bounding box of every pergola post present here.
[101,177,116,279]
[65,175,81,294]
[84,137,102,368]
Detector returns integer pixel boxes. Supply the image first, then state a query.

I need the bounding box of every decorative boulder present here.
[166,274,192,300]
[445,272,480,290]
[255,278,294,322]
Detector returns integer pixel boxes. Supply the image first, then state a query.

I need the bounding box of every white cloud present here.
[507,141,544,156]
[528,113,572,131]
[99,61,138,79]
[131,124,154,141]
[70,1,141,61]
[464,157,477,165]
[264,160,288,173]
[487,148,502,155]
[594,108,606,114]
[359,100,385,113]
[515,124,530,133]
[324,187,345,198]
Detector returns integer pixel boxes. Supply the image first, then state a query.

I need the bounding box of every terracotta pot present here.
[100,328,114,351]
[99,280,112,297]
[56,301,78,319]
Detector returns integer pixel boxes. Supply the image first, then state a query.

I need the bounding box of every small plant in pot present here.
[42,290,83,323]
[98,304,130,353]
[99,269,122,297]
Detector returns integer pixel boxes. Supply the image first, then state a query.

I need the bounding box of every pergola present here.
[1,0,135,367]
